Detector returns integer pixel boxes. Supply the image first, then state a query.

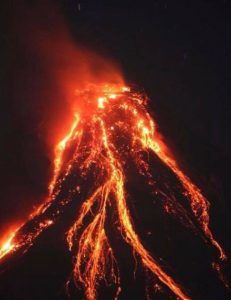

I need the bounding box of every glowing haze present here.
[0,2,227,300]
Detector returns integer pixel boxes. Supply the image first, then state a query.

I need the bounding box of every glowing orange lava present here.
[0,233,16,260]
[0,84,227,300]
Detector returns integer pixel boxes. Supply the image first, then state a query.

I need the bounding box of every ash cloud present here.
[0,0,123,233]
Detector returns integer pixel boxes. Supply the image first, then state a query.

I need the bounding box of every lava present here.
[0,232,16,260]
[0,84,227,300]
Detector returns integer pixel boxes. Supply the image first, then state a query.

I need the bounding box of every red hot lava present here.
[1,2,228,299]
[0,84,227,300]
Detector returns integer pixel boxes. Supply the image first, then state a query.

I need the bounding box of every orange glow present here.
[0,232,16,260]
[0,84,227,300]
[49,113,80,195]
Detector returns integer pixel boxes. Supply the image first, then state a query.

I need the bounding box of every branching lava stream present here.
[0,84,227,300]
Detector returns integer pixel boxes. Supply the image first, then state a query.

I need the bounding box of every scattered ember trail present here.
[0,84,227,299]
[49,113,80,196]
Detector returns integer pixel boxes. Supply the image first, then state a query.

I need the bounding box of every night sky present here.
[0,1,231,300]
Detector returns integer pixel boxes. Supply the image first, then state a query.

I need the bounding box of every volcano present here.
[1,1,231,299]
[0,84,228,300]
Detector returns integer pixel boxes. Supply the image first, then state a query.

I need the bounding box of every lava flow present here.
[0,84,227,300]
